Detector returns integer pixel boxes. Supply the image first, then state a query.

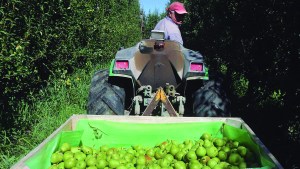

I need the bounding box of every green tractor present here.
[87,31,230,117]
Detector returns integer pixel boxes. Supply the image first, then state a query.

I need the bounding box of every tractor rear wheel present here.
[193,80,230,117]
[87,69,125,115]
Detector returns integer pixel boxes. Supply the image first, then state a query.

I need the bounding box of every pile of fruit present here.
[49,133,259,169]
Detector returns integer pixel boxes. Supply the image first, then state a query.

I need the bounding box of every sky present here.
[139,0,170,15]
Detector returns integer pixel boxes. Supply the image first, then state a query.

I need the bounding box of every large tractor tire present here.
[193,80,231,117]
[87,69,125,115]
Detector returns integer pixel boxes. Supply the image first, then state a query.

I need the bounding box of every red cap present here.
[167,2,188,14]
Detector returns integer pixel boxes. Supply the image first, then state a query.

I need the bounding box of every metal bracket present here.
[142,87,179,116]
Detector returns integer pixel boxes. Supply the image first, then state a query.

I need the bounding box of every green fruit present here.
[126,163,135,168]
[203,139,212,148]
[195,146,206,157]
[70,146,81,154]
[219,161,230,168]
[228,153,242,166]
[50,152,63,164]
[237,146,247,156]
[185,150,197,162]
[178,143,185,149]
[164,153,174,161]
[100,145,109,152]
[64,157,76,169]
[201,132,212,140]
[136,165,146,169]
[174,161,186,169]
[212,157,220,163]
[124,153,134,162]
[207,159,218,168]
[148,163,161,169]
[217,150,227,161]
[159,158,171,167]
[188,161,203,169]
[60,143,71,153]
[82,145,93,155]
[109,159,120,168]
[75,152,86,161]
[228,166,239,169]
[86,156,97,166]
[212,164,223,169]
[201,166,211,169]
[197,139,204,146]
[200,156,210,164]
[183,140,194,150]
[146,148,155,157]
[233,141,239,148]
[239,161,247,168]
[221,146,231,153]
[86,166,97,169]
[111,153,120,160]
[213,138,224,147]
[206,146,218,158]
[96,159,108,169]
[116,165,127,169]
[190,144,199,151]
[48,165,59,169]
[170,145,180,156]
[136,155,147,165]
[175,151,185,161]
[96,152,106,160]
[76,160,86,169]
[57,162,64,169]
[155,149,166,159]
[63,151,74,161]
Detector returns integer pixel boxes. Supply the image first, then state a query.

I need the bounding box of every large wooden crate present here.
[11,115,283,169]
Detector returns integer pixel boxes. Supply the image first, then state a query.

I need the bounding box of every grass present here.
[0,63,110,169]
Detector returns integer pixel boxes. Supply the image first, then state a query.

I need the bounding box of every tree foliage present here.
[0,0,141,129]
[141,9,165,39]
[177,0,300,167]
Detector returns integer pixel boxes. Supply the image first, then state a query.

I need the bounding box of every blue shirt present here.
[154,17,183,45]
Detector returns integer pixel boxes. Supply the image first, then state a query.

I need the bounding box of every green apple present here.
[74,152,86,161]
[201,132,212,140]
[82,145,93,155]
[86,156,97,166]
[76,160,86,169]
[63,151,74,161]
[206,146,218,158]
[203,139,212,148]
[70,146,81,154]
[196,146,206,157]
[207,158,218,168]
[184,150,197,162]
[60,143,71,152]
[237,146,247,156]
[64,157,76,169]
[228,153,242,166]
[174,161,186,169]
[48,164,59,169]
[213,138,224,147]
[188,160,203,169]
[96,159,107,169]
[50,152,63,164]
[57,162,64,169]
[218,150,227,161]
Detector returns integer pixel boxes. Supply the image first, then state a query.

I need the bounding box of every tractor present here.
[87,30,230,117]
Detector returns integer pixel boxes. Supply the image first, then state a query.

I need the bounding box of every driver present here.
[154,2,188,45]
